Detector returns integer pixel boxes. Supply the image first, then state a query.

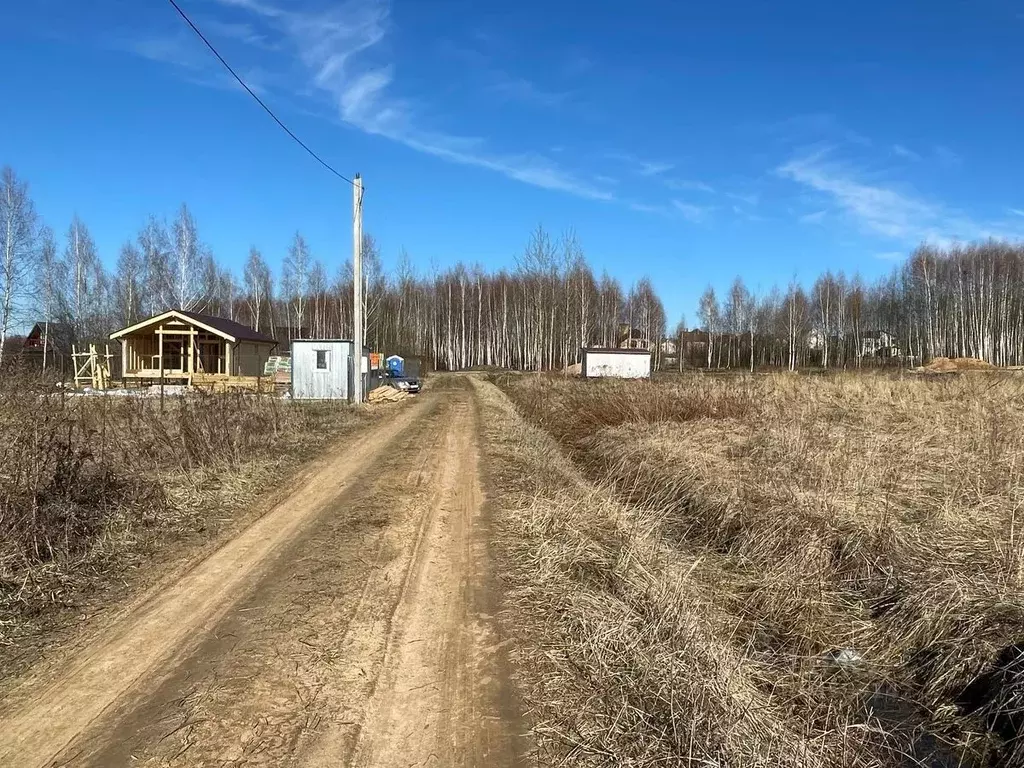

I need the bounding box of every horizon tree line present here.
[0,166,666,373]
[4,165,1024,374]
[689,240,1024,370]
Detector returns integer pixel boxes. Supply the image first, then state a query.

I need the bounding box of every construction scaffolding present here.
[71,344,115,390]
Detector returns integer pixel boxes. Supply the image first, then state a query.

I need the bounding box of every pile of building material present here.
[368,386,409,403]
[919,357,996,373]
[263,355,292,386]
[190,374,276,393]
[67,384,188,398]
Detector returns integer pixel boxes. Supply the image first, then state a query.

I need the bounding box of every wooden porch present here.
[111,309,279,386]
[120,320,234,382]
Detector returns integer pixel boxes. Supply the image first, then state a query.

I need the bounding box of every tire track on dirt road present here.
[0,380,525,767]
[0,395,432,766]
[298,390,525,768]
[57,394,451,767]
[377,402,522,766]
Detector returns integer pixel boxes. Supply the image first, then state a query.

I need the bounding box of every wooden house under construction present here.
[109,310,278,384]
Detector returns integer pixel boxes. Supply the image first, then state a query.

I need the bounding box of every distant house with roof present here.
[616,324,651,350]
[860,330,900,358]
[109,309,278,383]
[22,321,74,373]
[677,330,710,365]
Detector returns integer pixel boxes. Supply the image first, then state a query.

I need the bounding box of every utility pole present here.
[352,173,364,404]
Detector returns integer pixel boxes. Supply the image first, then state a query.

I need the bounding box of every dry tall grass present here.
[0,373,364,663]
[488,371,1024,767]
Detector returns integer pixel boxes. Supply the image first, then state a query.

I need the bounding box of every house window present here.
[315,350,330,370]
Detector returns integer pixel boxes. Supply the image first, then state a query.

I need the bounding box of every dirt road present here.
[0,381,524,767]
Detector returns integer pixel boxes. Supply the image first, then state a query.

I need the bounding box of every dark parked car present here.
[386,373,421,394]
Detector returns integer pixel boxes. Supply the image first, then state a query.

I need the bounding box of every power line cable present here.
[166,0,357,188]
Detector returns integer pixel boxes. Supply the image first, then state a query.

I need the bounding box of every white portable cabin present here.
[291,340,369,401]
[580,348,652,379]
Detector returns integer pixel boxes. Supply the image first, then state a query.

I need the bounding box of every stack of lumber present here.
[191,374,276,394]
[368,386,409,403]
[263,356,292,390]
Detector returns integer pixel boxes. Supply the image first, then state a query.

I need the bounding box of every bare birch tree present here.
[283,232,310,337]
[35,226,63,369]
[698,285,720,369]
[64,216,100,342]
[172,204,201,310]
[139,217,173,314]
[243,247,272,333]
[113,241,143,327]
[0,168,36,369]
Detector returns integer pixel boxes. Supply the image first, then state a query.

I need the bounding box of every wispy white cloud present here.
[799,209,827,224]
[200,18,279,49]
[403,138,614,200]
[626,199,715,223]
[777,147,1021,244]
[732,206,767,223]
[671,200,713,223]
[638,161,674,177]
[628,202,670,215]
[125,35,206,69]
[605,151,674,177]
[725,191,759,207]
[215,0,284,17]
[172,0,613,201]
[778,148,944,240]
[892,143,922,161]
[122,33,275,95]
[666,178,715,193]
[1011,208,1024,218]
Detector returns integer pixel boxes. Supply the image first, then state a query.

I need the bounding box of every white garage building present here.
[580,348,652,379]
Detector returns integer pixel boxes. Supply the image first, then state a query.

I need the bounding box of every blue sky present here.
[3,0,1023,323]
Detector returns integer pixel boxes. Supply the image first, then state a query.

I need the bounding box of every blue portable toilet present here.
[386,354,404,376]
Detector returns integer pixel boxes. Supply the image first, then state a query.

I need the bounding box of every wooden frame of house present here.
[109,310,278,384]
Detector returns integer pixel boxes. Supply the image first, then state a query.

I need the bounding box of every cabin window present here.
[315,350,330,371]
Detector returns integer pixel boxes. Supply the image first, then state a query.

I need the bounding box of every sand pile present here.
[368,386,410,403]
[923,357,995,373]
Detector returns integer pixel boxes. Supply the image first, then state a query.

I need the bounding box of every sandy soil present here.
[0,381,524,767]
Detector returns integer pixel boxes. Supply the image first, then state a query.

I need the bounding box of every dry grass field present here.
[0,373,368,672]
[482,371,1024,767]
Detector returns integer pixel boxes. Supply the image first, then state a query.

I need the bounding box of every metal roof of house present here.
[176,310,278,344]
[109,310,278,345]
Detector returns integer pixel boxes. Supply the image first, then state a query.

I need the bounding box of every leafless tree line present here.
[6,165,1021,374]
[0,167,666,372]
[690,240,1024,370]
